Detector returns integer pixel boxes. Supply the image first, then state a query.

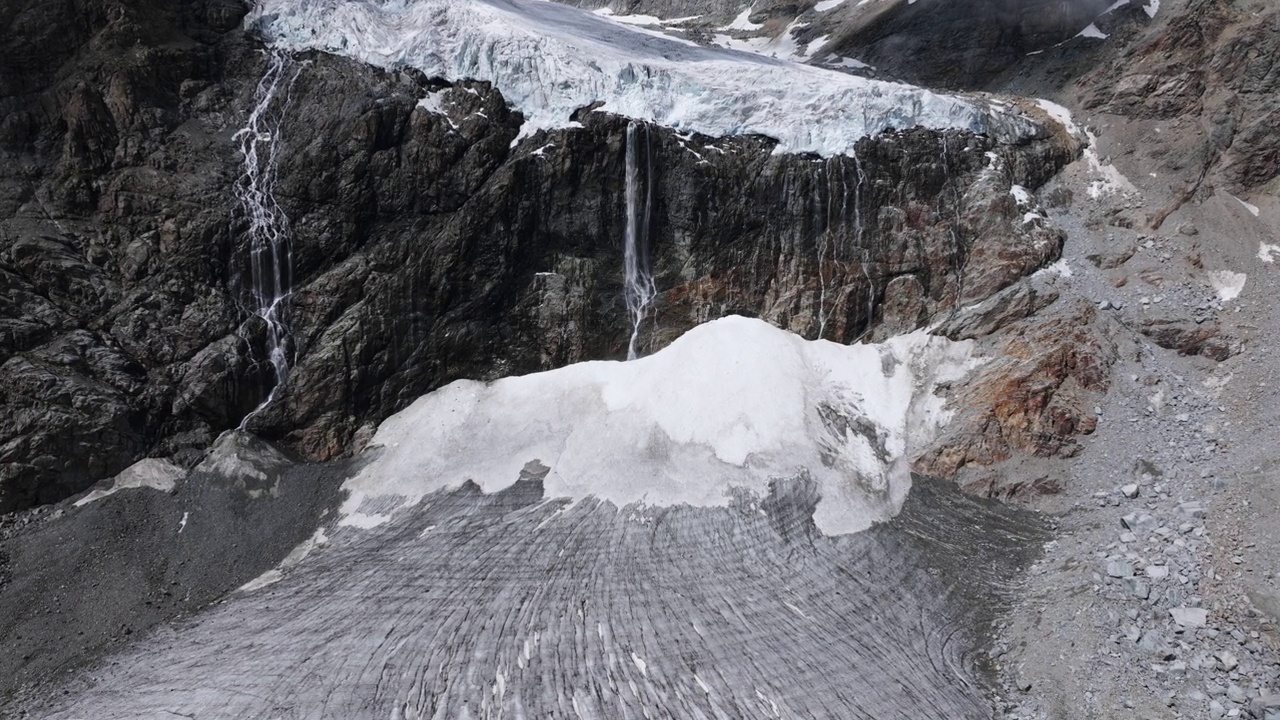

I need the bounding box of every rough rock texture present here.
[916,293,1119,497]
[0,0,1080,511]
[0,0,257,510]
[1077,0,1280,194]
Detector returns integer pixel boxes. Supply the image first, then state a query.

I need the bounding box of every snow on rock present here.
[1076,23,1108,40]
[74,459,186,507]
[1036,258,1074,279]
[340,316,977,536]
[1231,194,1261,217]
[1208,270,1246,301]
[1038,99,1137,200]
[1035,99,1080,136]
[247,0,1040,156]
[726,7,763,30]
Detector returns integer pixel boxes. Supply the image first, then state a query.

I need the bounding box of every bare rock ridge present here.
[0,0,1080,511]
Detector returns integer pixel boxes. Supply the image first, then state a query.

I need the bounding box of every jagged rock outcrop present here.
[0,0,1079,511]
[1078,0,1280,193]
[916,293,1119,497]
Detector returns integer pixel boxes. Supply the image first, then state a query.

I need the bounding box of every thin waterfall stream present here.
[234,52,300,428]
[623,121,656,360]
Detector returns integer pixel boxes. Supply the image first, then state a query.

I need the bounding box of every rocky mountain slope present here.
[0,0,1082,512]
[1,0,1278,717]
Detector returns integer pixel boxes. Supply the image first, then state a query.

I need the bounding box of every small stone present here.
[1215,650,1239,672]
[1121,531,1137,543]
[1227,684,1247,704]
[1108,560,1135,578]
[1177,501,1207,519]
[1171,608,1208,628]
[1147,565,1170,580]
[1122,483,1140,499]
[1124,578,1150,599]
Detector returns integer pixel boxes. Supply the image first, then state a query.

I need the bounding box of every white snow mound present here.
[246,0,1038,156]
[341,316,977,536]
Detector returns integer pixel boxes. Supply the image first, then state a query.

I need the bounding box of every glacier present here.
[246,0,1041,156]
[340,316,977,536]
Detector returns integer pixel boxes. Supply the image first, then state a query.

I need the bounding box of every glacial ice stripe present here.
[246,0,1041,156]
[342,316,977,536]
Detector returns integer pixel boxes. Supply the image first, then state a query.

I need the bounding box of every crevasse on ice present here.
[245,0,1040,156]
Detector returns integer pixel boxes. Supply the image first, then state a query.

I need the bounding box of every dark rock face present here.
[824,0,1118,88]
[0,0,257,510]
[0,0,1078,511]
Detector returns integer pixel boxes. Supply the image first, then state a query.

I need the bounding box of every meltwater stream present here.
[233,53,300,425]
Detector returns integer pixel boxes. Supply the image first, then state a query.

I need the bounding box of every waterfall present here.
[624,121,656,360]
[813,160,832,339]
[850,148,873,337]
[939,134,965,311]
[234,52,299,428]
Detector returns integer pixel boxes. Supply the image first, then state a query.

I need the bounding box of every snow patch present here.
[248,0,1037,157]
[822,53,870,70]
[239,527,331,592]
[1036,259,1073,278]
[1258,243,1280,263]
[814,0,848,10]
[1035,99,1080,136]
[1231,194,1261,217]
[1143,0,1160,17]
[1077,23,1108,40]
[416,89,450,115]
[711,20,825,63]
[74,459,185,507]
[1208,271,1246,301]
[593,8,661,25]
[726,7,763,30]
[339,316,977,536]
